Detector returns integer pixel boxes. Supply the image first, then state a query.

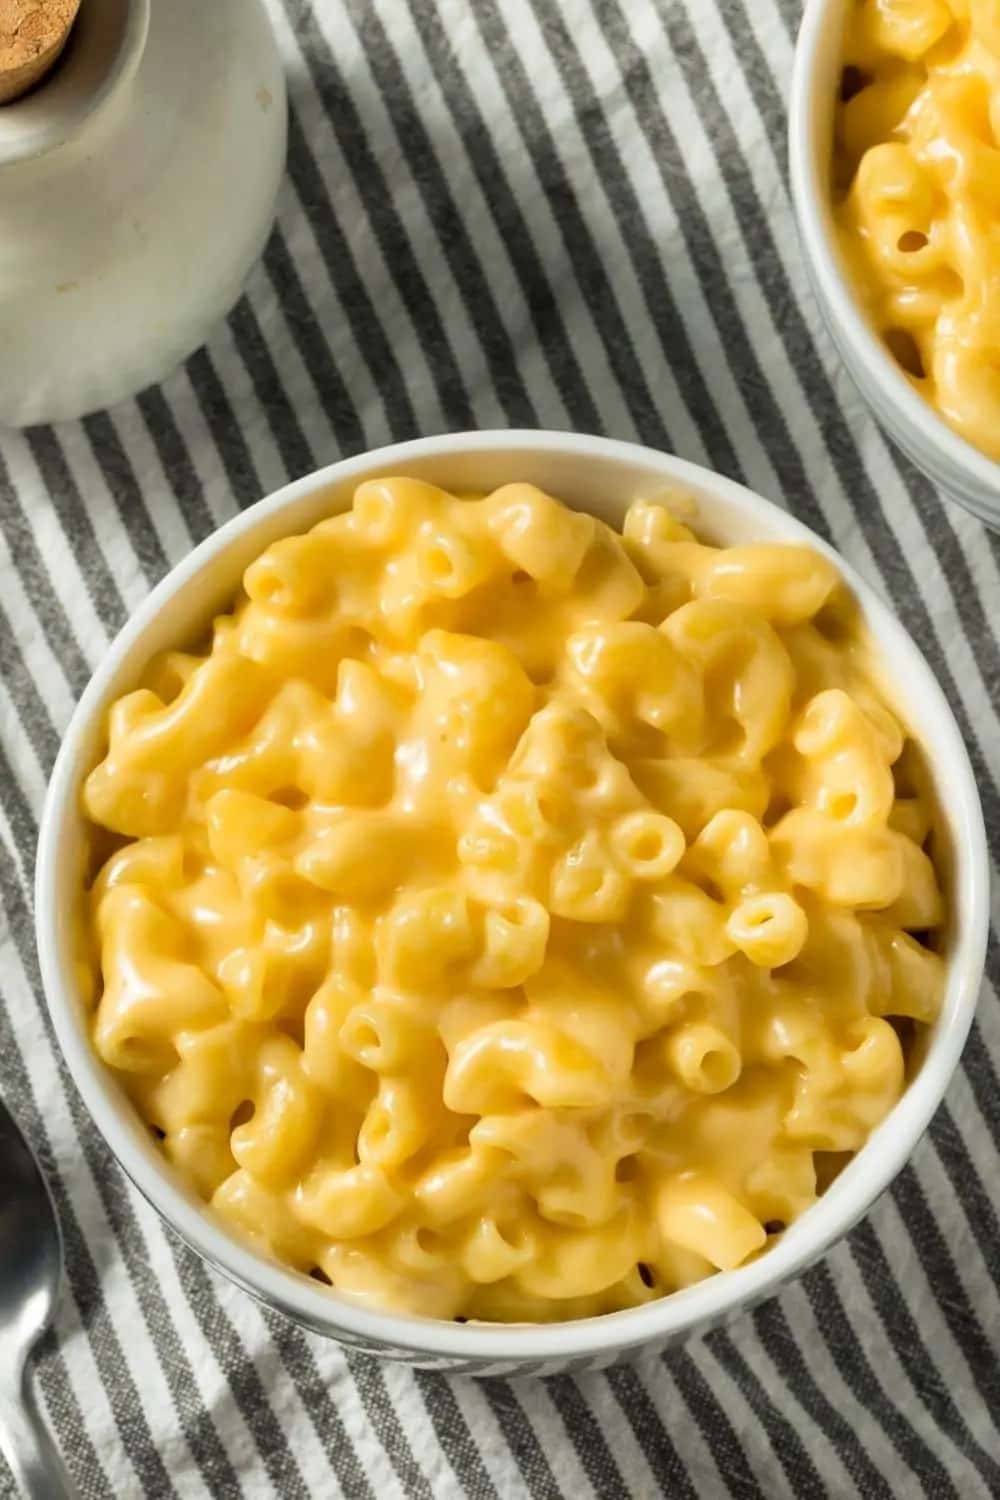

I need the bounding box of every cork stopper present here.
[0,0,82,105]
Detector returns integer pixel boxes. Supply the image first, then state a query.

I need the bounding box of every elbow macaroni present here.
[81,479,947,1322]
[833,0,1000,459]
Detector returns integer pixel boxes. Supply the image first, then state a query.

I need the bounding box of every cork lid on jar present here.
[0,0,83,105]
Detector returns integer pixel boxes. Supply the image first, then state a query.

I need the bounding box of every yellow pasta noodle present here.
[833,0,1000,458]
[81,478,947,1321]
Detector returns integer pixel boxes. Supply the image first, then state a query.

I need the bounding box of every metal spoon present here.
[0,1096,75,1498]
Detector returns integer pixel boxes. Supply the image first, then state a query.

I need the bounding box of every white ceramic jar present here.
[0,0,286,427]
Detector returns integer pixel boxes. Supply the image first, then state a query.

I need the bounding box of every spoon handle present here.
[0,1367,75,1500]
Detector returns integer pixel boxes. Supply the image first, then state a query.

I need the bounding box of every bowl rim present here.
[788,0,1000,496]
[36,428,990,1362]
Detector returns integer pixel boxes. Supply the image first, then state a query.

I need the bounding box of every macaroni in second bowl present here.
[833,0,1000,460]
[80,479,946,1321]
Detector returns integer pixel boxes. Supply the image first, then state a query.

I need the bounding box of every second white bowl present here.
[789,0,1000,528]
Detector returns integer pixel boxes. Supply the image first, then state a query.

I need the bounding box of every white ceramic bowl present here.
[789,0,1000,529]
[36,431,989,1375]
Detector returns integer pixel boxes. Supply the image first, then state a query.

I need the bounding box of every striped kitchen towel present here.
[2,0,999,1495]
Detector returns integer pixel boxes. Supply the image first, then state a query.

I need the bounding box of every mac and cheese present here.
[833,0,1000,459]
[82,479,946,1321]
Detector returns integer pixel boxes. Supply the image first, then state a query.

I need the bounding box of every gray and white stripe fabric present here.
[2,0,999,1494]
